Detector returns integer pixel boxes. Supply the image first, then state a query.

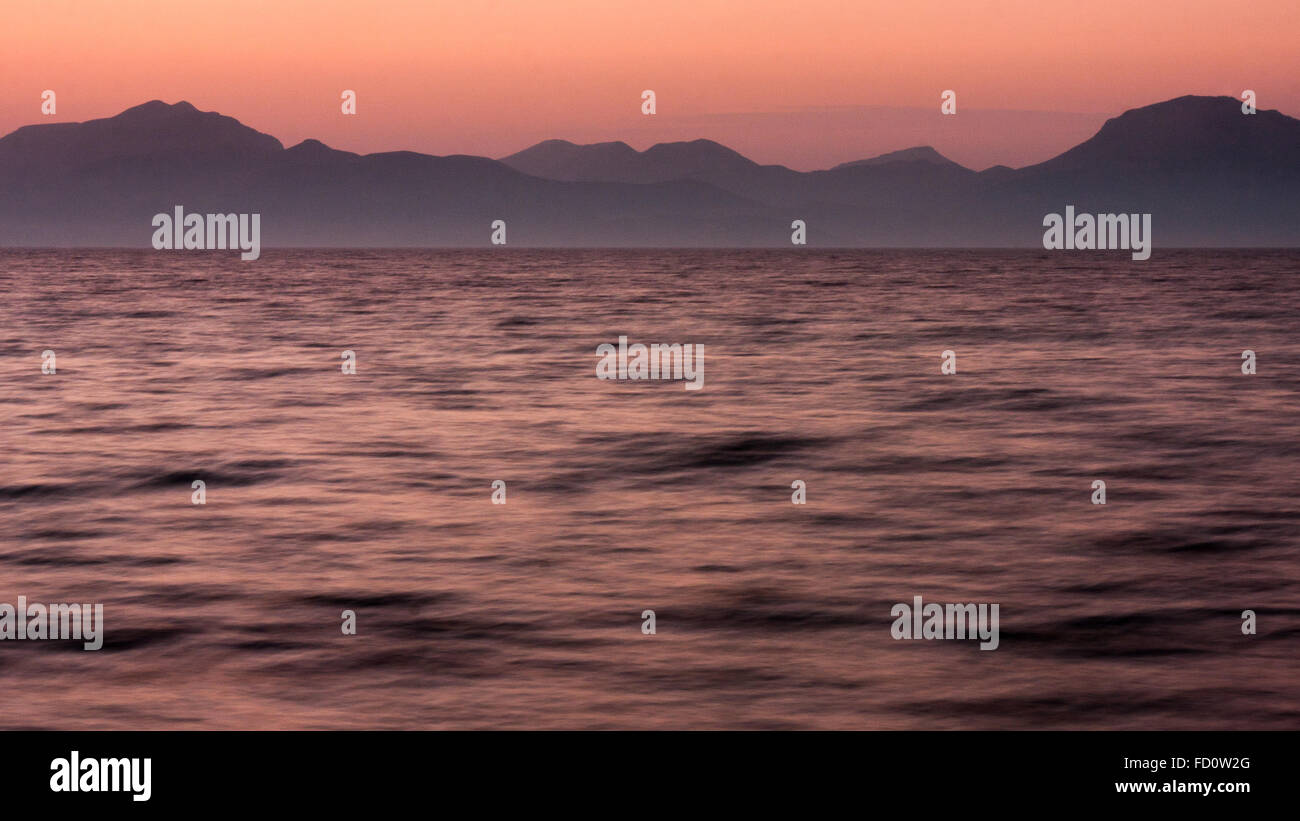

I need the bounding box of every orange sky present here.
[3,0,1297,169]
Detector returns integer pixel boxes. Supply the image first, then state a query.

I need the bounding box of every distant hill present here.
[499,138,760,183]
[1,96,1297,247]
[831,146,964,170]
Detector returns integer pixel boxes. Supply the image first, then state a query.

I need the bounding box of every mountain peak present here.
[0,98,284,167]
[499,139,639,181]
[1031,94,1300,173]
[503,138,634,156]
[641,138,755,165]
[500,136,761,182]
[285,138,359,162]
[833,145,963,170]
[116,99,201,120]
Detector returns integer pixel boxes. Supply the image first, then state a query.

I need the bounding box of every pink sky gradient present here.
[2,0,1297,169]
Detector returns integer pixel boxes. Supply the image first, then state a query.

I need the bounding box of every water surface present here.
[1,249,1297,729]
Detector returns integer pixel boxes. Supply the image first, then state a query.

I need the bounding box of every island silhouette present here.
[1,95,1296,247]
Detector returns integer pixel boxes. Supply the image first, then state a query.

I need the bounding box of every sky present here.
[2,0,1297,170]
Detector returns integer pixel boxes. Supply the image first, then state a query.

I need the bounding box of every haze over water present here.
[1,249,1297,729]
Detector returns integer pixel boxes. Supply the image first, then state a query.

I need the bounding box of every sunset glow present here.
[4,0,1297,169]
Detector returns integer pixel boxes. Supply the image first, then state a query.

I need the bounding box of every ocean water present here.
[1,248,1298,730]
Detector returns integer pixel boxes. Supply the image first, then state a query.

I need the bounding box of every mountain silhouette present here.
[831,146,963,170]
[499,138,762,183]
[1029,95,1298,174]
[1,95,1296,247]
[0,100,283,169]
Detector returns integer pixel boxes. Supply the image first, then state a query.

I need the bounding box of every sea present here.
[1,248,1297,729]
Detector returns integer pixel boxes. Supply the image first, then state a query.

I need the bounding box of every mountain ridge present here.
[1,96,1297,247]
